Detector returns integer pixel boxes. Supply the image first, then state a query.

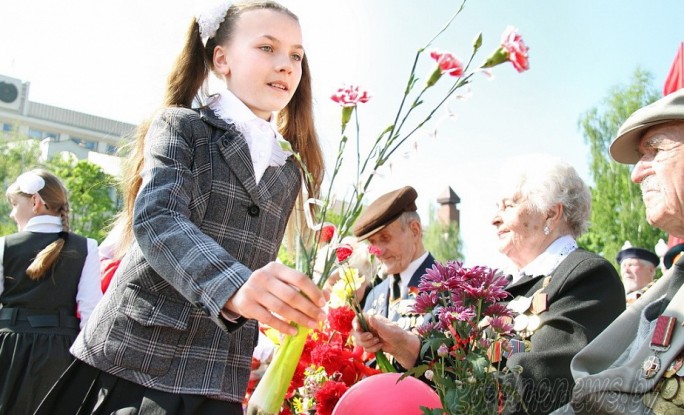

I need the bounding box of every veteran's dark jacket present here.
[503,249,625,415]
[553,257,684,414]
[363,253,436,321]
[70,107,301,402]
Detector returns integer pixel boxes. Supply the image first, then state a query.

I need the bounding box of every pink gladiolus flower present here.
[430,50,464,77]
[335,244,354,263]
[330,85,371,107]
[500,26,529,72]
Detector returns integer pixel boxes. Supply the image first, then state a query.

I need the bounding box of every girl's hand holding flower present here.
[224,262,328,336]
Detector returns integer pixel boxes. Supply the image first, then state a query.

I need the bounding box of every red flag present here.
[663,42,684,96]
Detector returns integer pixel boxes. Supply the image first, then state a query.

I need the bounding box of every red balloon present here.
[332,373,442,415]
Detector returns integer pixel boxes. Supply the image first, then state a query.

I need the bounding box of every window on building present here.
[28,128,59,141]
[71,137,98,150]
[2,123,13,132]
[105,144,118,155]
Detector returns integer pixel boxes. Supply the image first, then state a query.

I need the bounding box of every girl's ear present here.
[213,45,230,77]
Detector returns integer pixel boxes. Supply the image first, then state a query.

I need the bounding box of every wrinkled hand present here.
[351,313,421,369]
[223,262,328,336]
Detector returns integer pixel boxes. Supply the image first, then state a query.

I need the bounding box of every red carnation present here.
[314,381,349,415]
[320,223,336,244]
[335,244,353,263]
[311,343,346,375]
[328,306,356,335]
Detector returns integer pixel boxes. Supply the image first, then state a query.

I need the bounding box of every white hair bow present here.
[196,1,232,46]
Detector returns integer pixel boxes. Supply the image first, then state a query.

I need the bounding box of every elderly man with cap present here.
[616,243,660,304]
[553,89,684,414]
[351,186,435,328]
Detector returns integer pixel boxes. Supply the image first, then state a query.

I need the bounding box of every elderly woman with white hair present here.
[352,154,626,414]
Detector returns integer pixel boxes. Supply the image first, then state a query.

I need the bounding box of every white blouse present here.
[209,88,291,184]
[0,215,102,329]
[513,235,578,284]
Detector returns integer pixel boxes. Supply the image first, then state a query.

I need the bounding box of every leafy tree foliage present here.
[423,204,463,262]
[0,132,119,241]
[0,134,42,235]
[46,157,118,241]
[577,69,666,269]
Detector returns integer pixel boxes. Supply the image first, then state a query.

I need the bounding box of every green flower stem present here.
[246,323,312,415]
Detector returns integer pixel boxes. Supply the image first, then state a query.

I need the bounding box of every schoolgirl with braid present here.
[0,169,101,415]
[37,1,327,414]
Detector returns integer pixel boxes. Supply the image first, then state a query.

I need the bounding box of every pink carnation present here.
[331,85,371,107]
[500,26,529,72]
[430,50,464,77]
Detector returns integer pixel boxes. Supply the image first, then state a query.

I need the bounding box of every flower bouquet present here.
[405,261,523,415]
[282,270,381,415]
[246,0,530,412]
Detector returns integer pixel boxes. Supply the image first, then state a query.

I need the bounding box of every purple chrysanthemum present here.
[489,316,514,334]
[415,321,439,337]
[483,303,513,319]
[438,305,476,327]
[412,291,439,314]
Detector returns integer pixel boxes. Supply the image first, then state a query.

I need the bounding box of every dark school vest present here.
[1,231,87,315]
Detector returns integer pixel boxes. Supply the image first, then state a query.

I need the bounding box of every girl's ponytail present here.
[20,170,70,280]
[117,19,210,256]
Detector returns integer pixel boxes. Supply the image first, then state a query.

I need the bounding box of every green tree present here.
[577,68,666,269]
[423,204,463,262]
[46,157,118,242]
[0,133,42,234]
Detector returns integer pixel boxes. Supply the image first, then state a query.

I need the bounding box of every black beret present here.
[664,243,684,270]
[616,247,659,267]
[352,186,418,240]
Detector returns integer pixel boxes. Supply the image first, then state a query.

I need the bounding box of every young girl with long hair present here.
[36,1,327,414]
[0,169,101,415]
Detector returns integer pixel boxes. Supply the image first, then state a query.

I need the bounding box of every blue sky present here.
[1,0,683,271]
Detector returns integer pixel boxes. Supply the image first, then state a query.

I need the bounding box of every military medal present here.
[661,377,679,400]
[673,379,684,406]
[513,314,529,332]
[642,315,677,379]
[643,356,662,379]
[503,339,526,358]
[530,293,548,315]
[508,296,532,314]
[665,356,684,378]
[526,314,541,332]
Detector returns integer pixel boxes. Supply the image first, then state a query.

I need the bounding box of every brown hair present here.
[115,1,323,257]
[6,169,71,279]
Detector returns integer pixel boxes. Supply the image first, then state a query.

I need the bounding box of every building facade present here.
[0,73,135,177]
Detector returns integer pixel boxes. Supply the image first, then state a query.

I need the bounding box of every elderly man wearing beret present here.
[616,244,660,305]
[554,89,684,414]
[351,186,435,329]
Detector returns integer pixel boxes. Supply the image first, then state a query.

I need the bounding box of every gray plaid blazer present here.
[71,107,301,402]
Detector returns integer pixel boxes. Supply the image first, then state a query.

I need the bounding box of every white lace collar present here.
[209,88,292,183]
[515,235,578,282]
